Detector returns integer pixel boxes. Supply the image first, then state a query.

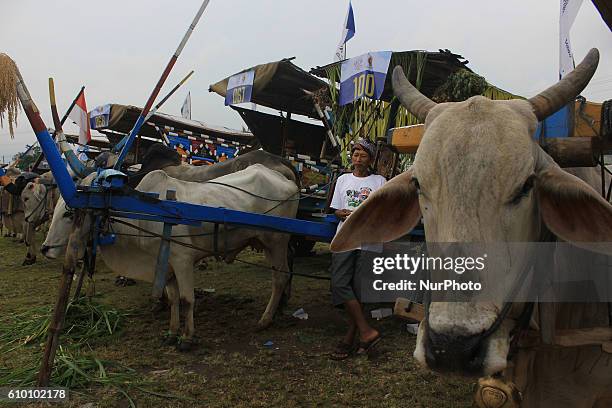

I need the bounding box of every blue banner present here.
[89,104,111,129]
[225,70,255,106]
[339,51,392,106]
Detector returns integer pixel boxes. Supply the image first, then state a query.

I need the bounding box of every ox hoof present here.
[151,302,167,315]
[22,256,36,266]
[255,318,273,332]
[176,337,195,352]
[161,332,178,346]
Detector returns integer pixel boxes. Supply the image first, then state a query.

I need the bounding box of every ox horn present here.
[529,48,599,121]
[392,65,437,122]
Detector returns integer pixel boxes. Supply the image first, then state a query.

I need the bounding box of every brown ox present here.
[332,49,612,407]
[1,167,24,240]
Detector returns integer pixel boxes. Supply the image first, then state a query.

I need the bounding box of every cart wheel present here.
[289,237,316,257]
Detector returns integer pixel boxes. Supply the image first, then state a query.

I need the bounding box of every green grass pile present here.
[0,297,124,353]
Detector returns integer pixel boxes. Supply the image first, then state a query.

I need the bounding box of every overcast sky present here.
[1,0,611,160]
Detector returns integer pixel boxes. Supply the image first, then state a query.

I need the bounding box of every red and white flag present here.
[68,89,91,145]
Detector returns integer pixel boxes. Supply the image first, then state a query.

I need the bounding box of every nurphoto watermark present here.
[355,242,612,303]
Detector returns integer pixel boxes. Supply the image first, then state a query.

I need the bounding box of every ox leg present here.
[162,277,180,346]
[173,264,195,351]
[257,239,291,330]
[22,222,37,265]
[279,243,295,311]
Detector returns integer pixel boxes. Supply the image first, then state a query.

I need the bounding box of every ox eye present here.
[23,197,28,202]
[63,211,74,219]
[510,176,535,205]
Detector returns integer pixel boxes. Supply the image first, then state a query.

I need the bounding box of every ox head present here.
[41,174,95,259]
[331,49,612,376]
[21,180,48,226]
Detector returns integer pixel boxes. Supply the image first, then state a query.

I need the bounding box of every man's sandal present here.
[330,341,355,360]
[356,334,382,355]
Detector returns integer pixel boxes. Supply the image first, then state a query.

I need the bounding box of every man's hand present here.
[334,209,353,220]
[0,175,11,187]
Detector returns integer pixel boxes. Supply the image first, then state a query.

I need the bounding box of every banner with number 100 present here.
[339,51,392,106]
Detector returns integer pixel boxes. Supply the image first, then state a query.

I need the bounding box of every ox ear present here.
[330,170,421,252]
[537,167,612,248]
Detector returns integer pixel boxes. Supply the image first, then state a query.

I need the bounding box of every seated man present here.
[329,138,386,360]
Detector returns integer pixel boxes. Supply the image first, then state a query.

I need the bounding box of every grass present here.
[0,297,125,353]
[0,233,474,407]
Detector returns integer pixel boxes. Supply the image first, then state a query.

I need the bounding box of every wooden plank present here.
[574,100,602,137]
[388,124,423,154]
[393,297,425,322]
[388,101,607,157]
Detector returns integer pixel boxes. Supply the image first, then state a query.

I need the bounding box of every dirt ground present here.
[0,234,473,407]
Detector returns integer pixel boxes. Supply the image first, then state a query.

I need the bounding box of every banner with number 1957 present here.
[339,51,392,106]
[225,70,255,106]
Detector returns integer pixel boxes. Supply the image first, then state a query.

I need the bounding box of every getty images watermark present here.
[371,253,486,292]
[356,242,612,304]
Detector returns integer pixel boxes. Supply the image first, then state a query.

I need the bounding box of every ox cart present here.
[3,11,611,400]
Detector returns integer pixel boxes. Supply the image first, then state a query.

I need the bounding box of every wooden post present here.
[314,103,340,151]
[152,190,176,299]
[72,259,87,301]
[38,210,85,386]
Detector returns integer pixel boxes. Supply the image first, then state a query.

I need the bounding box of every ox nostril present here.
[425,329,486,374]
[41,245,49,254]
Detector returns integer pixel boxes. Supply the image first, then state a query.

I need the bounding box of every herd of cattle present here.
[1,166,60,265]
[2,147,303,349]
[2,49,612,407]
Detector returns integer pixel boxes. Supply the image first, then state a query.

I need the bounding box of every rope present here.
[108,217,331,281]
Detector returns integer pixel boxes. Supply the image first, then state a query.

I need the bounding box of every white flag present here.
[559,0,584,78]
[68,89,91,145]
[181,92,191,120]
[334,1,356,62]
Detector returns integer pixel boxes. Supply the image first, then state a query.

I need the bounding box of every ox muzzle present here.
[424,324,488,375]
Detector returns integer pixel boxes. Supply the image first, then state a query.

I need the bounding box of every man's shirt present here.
[330,172,386,235]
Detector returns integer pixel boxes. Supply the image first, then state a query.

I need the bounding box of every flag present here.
[559,0,584,78]
[339,51,392,106]
[181,92,192,120]
[68,89,91,145]
[334,1,356,62]
[225,70,255,106]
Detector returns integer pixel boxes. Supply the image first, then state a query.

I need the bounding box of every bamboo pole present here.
[38,210,85,386]
[114,69,195,152]
[114,0,211,169]
[31,83,85,172]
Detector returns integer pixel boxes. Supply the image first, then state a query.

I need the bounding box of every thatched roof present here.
[310,49,473,101]
[90,103,253,145]
[209,58,329,119]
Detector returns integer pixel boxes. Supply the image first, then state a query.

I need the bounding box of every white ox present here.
[20,171,60,265]
[42,164,299,349]
[332,49,612,407]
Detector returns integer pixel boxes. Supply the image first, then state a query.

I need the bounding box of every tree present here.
[13,145,41,171]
